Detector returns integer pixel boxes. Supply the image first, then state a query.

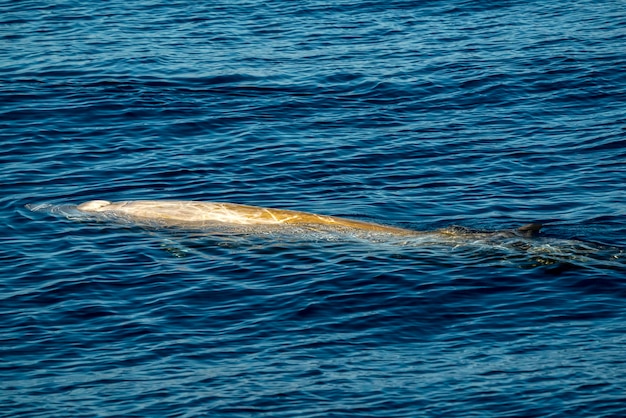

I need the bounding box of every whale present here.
[24,200,623,265]
[75,199,543,239]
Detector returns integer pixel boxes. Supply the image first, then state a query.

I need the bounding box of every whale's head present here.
[77,200,112,212]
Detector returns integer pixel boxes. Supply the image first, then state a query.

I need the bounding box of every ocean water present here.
[2,0,626,416]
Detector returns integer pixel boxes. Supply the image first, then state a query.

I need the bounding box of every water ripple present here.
[3,0,626,416]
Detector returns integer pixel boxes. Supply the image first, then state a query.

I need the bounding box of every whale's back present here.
[76,200,416,234]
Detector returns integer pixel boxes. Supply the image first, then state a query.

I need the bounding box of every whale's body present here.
[76,199,542,239]
[77,200,418,235]
[25,200,622,264]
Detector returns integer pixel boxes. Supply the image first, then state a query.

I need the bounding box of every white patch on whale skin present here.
[77,200,112,211]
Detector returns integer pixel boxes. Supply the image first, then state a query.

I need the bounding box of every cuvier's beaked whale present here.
[76,199,542,238]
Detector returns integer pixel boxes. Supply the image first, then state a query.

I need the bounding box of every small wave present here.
[25,202,86,220]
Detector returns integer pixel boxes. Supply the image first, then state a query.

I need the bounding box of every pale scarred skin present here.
[76,200,416,234]
[76,199,543,239]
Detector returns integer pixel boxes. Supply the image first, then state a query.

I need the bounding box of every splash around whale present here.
[73,199,542,239]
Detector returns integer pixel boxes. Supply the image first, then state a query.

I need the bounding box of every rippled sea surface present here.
[2,1,626,416]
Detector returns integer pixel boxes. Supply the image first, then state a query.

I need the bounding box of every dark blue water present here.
[3,0,626,416]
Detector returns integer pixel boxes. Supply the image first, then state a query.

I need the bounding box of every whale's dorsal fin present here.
[516,223,543,237]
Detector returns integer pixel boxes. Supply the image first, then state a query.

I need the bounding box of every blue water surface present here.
[2,0,626,416]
